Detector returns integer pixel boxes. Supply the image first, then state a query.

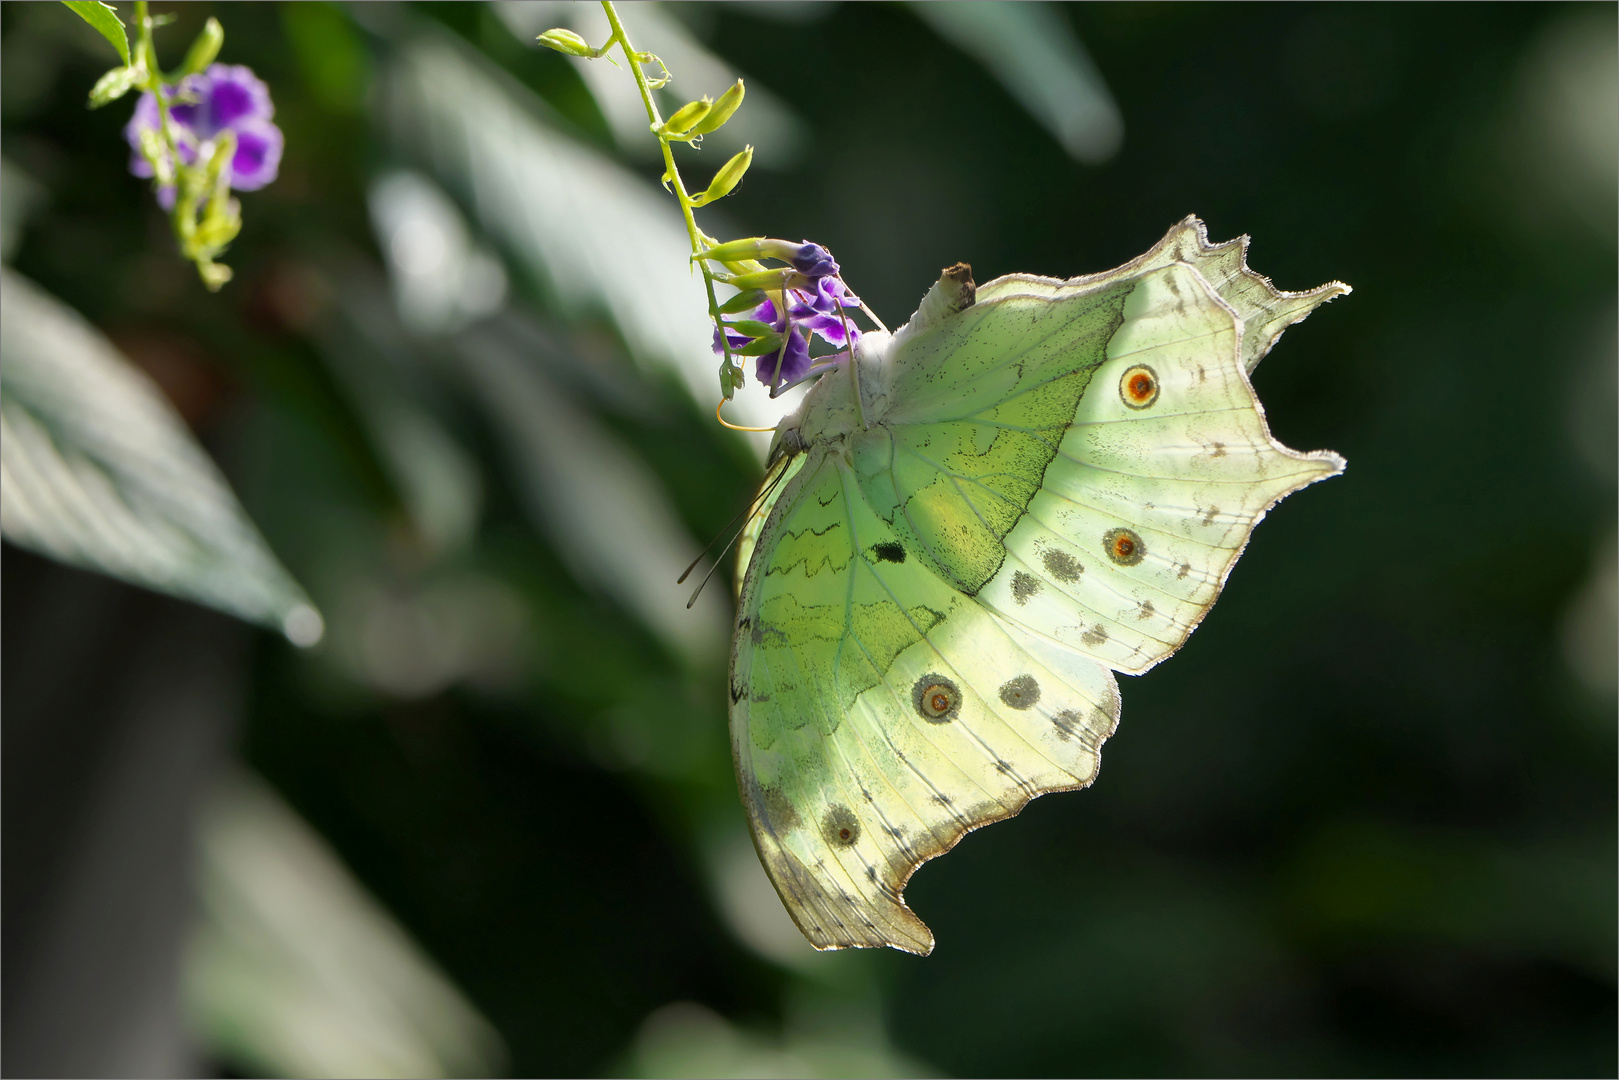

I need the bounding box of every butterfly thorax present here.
[770,330,892,464]
[771,263,979,470]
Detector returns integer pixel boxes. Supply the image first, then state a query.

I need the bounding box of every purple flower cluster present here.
[125,64,283,209]
[712,242,862,389]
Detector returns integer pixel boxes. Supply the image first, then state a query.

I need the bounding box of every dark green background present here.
[3,2,1614,1076]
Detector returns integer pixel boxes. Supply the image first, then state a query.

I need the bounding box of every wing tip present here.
[1303,448,1348,482]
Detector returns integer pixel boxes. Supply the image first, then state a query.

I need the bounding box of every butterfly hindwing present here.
[733,449,1118,954]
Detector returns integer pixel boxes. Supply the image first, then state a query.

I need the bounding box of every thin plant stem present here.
[599,2,732,381]
[132,1,233,289]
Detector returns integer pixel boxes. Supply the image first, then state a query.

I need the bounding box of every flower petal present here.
[797,311,857,347]
[788,241,838,277]
[123,91,161,174]
[228,116,284,191]
[754,328,810,387]
[712,325,753,355]
[204,63,275,128]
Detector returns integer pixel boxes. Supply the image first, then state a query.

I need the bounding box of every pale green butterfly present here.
[729,216,1347,955]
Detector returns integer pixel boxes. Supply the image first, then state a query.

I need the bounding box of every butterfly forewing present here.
[969,263,1344,673]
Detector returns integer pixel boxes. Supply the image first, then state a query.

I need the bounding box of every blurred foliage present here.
[1,1,1614,1076]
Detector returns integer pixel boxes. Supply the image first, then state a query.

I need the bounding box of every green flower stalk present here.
[541,2,874,404]
[64,0,282,290]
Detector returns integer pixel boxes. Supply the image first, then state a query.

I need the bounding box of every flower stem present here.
[598,1,734,390]
[133,0,230,290]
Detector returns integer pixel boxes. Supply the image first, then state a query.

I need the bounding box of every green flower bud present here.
[717,267,793,290]
[717,288,769,314]
[719,355,750,399]
[87,64,138,108]
[138,127,173,184]
[537,28,595,57]
[177,17,224,78]
[697,238,810,265]
[726,319,778,338]
[734,333,788,356]
[658,97,713,138]
[688,80,744,136]
[690,146,752,207]
[197,261,233,291]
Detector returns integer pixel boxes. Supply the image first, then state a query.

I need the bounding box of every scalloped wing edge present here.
[974,214,1351,373]
[738,609,1125,958]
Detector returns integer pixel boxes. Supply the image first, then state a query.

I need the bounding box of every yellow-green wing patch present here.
[855,281,1132,595]
[730,451,1119,954]
[970,261,1343,673]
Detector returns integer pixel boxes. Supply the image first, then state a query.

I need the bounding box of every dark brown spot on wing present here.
[1043,548,1083,583]
[998,674,1040,710]
[823,805,860,847]
[1011,570,1042,605]
[762,783,801,831]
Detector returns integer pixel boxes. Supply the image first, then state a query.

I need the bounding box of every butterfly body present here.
[730,218,1347,955]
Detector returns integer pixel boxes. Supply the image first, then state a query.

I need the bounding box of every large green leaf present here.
[61,0,130,66]
[0,269,322,644]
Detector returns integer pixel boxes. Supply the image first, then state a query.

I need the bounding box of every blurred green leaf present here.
[281,1,370,114]
[909,0,1122,164]
[61,0,129,66]
[0,157,43,262]
[0,269,323,645]
[453,324,728,667]
[188,768,507,1077]
[384,33,803,438]
[1288,819,1617,979]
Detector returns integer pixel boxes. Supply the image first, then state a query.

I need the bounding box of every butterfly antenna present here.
[686,524,748,608]
[840,272,888,333]
[676,461,793,586]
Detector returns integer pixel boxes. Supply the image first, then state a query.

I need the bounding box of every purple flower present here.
[709,244,863,390]
[757,325,813,387]
[125,64,283,208]
[713,323,754,355]
[787,242,838,278]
